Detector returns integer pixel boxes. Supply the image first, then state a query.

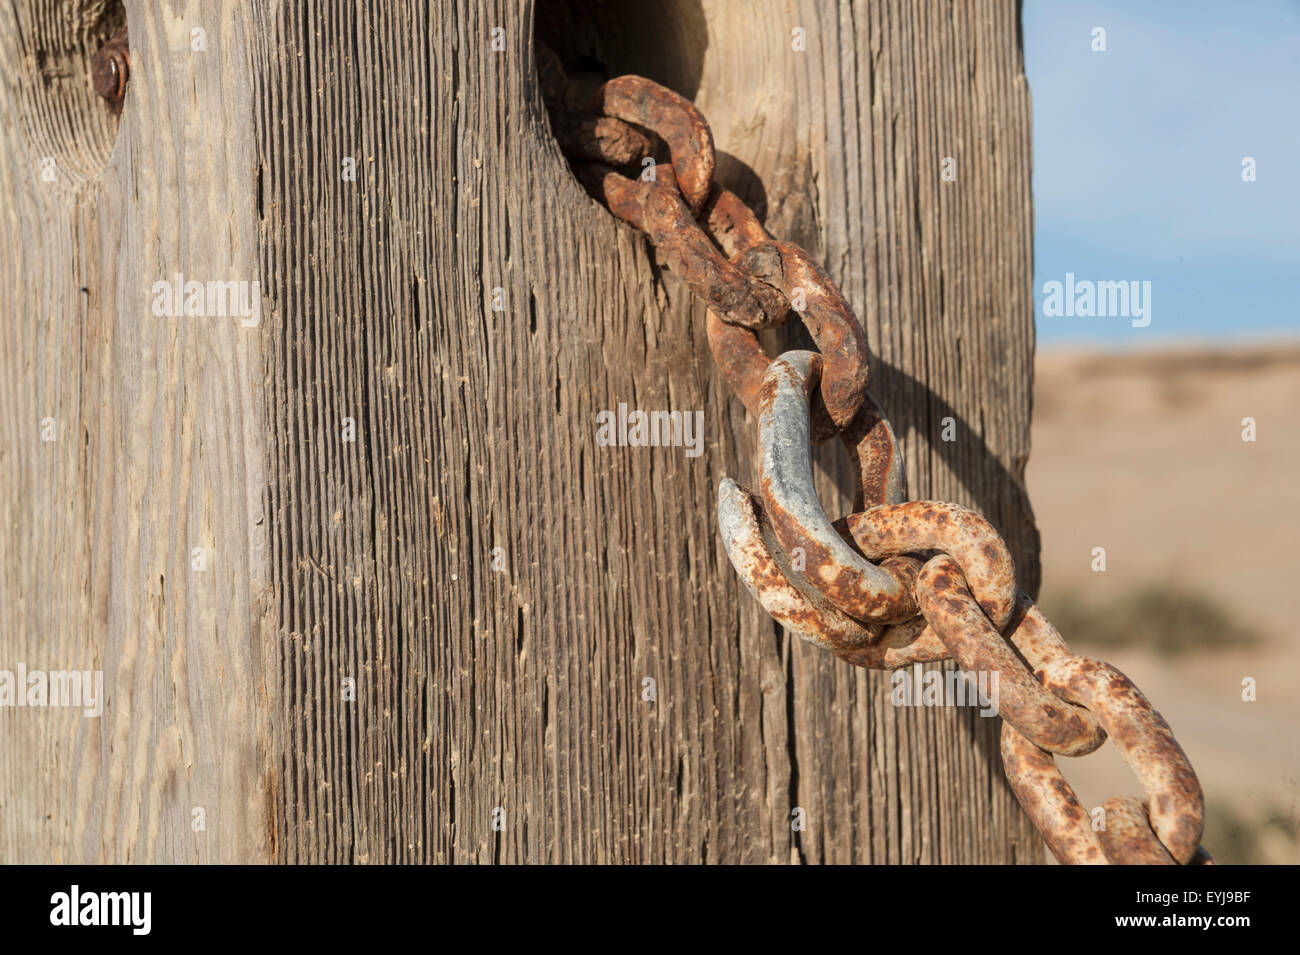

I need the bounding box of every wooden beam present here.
[0,0,1042,863]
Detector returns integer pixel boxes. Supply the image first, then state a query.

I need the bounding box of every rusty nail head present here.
[92,28,129,114]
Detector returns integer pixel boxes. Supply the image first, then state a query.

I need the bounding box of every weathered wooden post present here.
[0,0,1040,863]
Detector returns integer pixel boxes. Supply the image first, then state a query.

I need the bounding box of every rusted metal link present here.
[701,194,773,416]
[699,188,871,432]
[537,43,653,163]
[550,112,655,166]
[700,186,770,255]
[1003,722,1213,865]
[718,479,949,668]
[1110,801,1213,864]
[92,27,129,116]
[758,351,917,623]
[706,309,771,413]
[591,75,716,213]
[838,614,951,669]
[1097,796,1177,864]
[1001,597,1074,673]
[836,393,907,509]
[916,557,1106,756]
[575,167,790,328]
[703,256,869,432]
[1037,654,1205,863]
[718,478,878,652]
[844,501,1018,629]
[560,71,1213,867]
[1000,723,1108,864]
[739,243,869,421]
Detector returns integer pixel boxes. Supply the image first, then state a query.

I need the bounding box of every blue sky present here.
[1023,1,1300,346]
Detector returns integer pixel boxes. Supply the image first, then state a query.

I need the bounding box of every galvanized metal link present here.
[544,65,1211,866]
[718,480,948,668]
[757,351,916,623]
[718,477,879,654]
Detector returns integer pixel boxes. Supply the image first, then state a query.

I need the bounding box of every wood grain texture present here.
[260,0,1042,863]
[0,0,272,863]
[1,0,1042,863]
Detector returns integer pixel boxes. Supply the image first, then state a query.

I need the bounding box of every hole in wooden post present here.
[535,0,707,100]
[534,0,709,199]
[533,0,770,224]
[16,0,127,191]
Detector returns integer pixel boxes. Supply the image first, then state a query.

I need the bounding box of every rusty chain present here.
[542,55,1211,865]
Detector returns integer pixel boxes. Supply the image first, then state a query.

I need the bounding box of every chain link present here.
[543,59,1211,865]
